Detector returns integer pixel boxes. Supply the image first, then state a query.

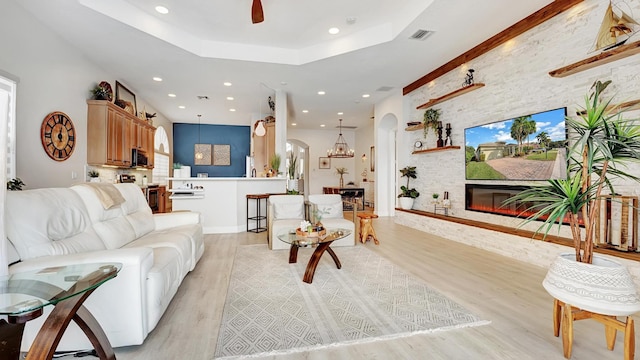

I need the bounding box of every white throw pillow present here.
[317,201,343,219]
[274,203,304,219]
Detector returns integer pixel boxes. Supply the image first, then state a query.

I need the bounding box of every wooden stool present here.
[357,213,379,245]
[246,194,269,233]
[553,299,636,360]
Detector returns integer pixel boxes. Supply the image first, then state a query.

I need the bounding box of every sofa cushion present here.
[5,188,106,260]
[308,194,343,219]
[115,183,155,238]
[270,195,304,219]
[127,229,194,278]
[71,184,138,249]
[145,247,182,331]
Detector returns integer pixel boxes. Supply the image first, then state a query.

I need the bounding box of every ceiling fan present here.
[252,0,264,24]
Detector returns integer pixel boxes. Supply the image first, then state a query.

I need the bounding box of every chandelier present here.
[327,119,354,158]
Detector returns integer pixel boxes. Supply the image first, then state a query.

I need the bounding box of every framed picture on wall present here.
[370,146,375,172]
[319,157,331,169]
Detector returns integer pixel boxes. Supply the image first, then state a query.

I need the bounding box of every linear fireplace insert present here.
[465,183,582,225]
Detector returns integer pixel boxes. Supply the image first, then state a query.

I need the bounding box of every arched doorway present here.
[375,113,398,217]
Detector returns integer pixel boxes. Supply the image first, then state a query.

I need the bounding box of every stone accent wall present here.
[398,0,640,275]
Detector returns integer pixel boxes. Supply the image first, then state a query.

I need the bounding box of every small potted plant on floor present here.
[505,80,640,353]
[398,166,419,209]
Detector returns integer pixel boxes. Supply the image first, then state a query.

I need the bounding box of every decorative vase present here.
[542,253,640,316]
[90,177,100,183]
[339,176,344,188]
[398,197,414,210]
[287,179,298,191]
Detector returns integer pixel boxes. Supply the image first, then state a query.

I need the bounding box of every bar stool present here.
[246,194,269,233]
[357,213,379,245]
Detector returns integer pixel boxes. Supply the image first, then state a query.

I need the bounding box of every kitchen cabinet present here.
[252,122,275,175]
[87,100,155,169]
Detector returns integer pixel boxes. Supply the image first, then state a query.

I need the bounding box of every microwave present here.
[132,149,148,167]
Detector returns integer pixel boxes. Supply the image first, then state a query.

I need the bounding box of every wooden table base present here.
[288,242,341,284]
[553,299,635,360]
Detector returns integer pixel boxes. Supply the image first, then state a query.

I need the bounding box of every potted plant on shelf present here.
[397,166,419,209]
[505,80,640,349]
[335,167,348,188]
[423,108,441,139]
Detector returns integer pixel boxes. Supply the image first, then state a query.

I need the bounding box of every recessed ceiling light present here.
[281,81,288,86]
[155,6,169,14]
[168,93,176,98]
[229,108,236,112]
[178,105,186,109]
[328,27,340,35]
[302,110,309,113]
[223,82,232,86]
[337,112,344,115]
[153,77,162,82]
[317,91,325,95]
[362,94,370,98]
[291,123,297,126]
[226,96,234,100]
[320,124,326,127]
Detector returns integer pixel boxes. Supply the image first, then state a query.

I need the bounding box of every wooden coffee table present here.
[278,228,351,284]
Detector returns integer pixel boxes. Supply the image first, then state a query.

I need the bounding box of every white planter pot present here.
[398,197,414,210]
[543,253,640,316]
[89,178,100,183]
[287,179,298,191]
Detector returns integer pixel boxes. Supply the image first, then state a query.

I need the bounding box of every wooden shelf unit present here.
[416,83,485,109]
[412,146,460,154]
[549,40,640,78]
[405,123,424,131]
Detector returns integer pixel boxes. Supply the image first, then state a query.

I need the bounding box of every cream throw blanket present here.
[79,183,126,209]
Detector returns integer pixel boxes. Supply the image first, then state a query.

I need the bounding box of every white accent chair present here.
[307,194,355,247]
[268,195,305,250]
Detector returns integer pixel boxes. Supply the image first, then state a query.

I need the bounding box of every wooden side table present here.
[357,213,379,245]
[0,263,121,360]
[553,298,636,360]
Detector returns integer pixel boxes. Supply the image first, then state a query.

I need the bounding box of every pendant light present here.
[254,120,266,136]
[195,115,203,160]
[194,115,211,165]
[327,119,354,158]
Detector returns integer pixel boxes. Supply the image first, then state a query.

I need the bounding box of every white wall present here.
[0,2,173,189]
[287,128,356,195]
[399,0,640,266]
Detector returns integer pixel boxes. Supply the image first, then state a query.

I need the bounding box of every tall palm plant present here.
[505,80,640,264]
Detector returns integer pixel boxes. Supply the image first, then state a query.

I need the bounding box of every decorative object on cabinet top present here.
[115,81,137,116]
[91,81,113,101]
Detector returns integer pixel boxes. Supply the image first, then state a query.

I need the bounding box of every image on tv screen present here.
[464,107,567,181]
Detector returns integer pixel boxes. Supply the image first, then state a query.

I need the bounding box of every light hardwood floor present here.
[111,217,635,360]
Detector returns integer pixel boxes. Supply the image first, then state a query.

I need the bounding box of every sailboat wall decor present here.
[594,1,639,51]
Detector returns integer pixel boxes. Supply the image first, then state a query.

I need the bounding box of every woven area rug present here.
[214,244,489,358]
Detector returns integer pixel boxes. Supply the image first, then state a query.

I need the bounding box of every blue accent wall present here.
[173,123,251,177]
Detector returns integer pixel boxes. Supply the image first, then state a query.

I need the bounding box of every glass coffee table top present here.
[278,228,351,247]
[0,262,121,317]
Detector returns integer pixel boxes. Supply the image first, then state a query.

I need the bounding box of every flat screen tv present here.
[464,107,567,181]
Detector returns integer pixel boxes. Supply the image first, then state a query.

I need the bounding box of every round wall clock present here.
[413,140,423,151]
[40,111,76,161]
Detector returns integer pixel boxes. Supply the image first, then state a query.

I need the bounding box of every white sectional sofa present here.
[4,183,204,352]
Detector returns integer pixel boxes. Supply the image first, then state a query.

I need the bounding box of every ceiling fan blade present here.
[252,0,264,24]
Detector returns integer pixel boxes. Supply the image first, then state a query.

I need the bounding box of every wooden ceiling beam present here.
[403,0,584,95]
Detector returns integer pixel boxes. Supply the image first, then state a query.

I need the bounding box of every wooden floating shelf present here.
[416,83,485,109]
[549,40,640,78]
[405,123,424,131]
[576,99,640,116]
[412,146,460,154]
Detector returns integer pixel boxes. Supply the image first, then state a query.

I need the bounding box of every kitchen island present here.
[169,177,287,234]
